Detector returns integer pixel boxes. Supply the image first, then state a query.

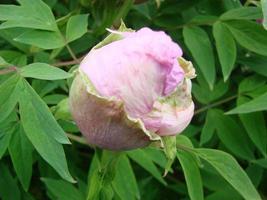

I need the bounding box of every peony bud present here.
[69,27,195,150]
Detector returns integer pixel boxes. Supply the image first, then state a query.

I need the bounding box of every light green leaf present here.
[19,79,74,183]
[8,124,33,191]
[262,0,267,29]
[0,74,20,123]
[238,96,267,156]
[0,163,21,200]
[183,26,215,89]
[213,21,236,81]
[220,7,262,20]
[195,148,261,200]
[225,20,267,56]
[127,149,167,185]
[20,63,72,80]
[112,155,140,200]
[19,79,70,144]
[0,0,57,31]
[0,56,8,67]
[177,150,204,200]
[42,178,84,200]
[15,30,65,50]
[66,14,89,43]
[0,50,27,67]
[227,91,267,114]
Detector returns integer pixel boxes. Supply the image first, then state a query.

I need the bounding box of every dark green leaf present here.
[227,91,267,114]
[127,149,167,185]
[238,96,267,156]
[21,63,72,80]
[112,155,140,200]
[0,163,21,200]
[213,21,236,81]
[213,110,254,160]
[0,120,13,158]
[42,178,84,200]
[183,26,215,89]
[238,54,267,77]
[177,150,204,200]
[8,124,33,191]
[195,148,261,200]
[200,109,216,145]
[220,7,262,20]
[225,20,267,56]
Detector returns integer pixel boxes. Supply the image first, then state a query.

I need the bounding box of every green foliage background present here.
[0,0,267,199]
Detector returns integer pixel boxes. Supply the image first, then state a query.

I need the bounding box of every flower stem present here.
[194,94,238,115]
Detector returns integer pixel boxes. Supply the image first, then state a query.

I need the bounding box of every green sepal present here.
[162,135,177,176]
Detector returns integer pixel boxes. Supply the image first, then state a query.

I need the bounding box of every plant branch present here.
[194,94,239,116]
[0,66,17,75]
[54,56,84,67]
[66,43,78,61]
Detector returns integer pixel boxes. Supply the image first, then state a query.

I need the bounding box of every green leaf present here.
[195,148,261,200]
[227,91,267,114]
[262,0,267,29]
[238,54,267,77]
[238,96,267,156]
[0,163,21,200]
[20,63,72,80]
[177,150,204,200]
[183,26,215,89]
[212,110,254,160]
[213,21,236,81]
[8,124,33,191]
[225,20,267,56]
[144,147,168,169]
[42,178,84,200]
[0,56,8,67]
[238,75,266,94]
[0,50,27,67]
[193,77,230,104]
[19,79,70,144]
[200,109,216,145]
[127,149,167,185]
[0,118,14,158]
[15,30,65,50]
[0,0,57,31]
[66,14,89,43]
[0,74,20,123]
[220,7,262,20]
[19,79,74,183]
[112,155,140,200]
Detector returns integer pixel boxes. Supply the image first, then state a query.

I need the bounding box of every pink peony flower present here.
[69,27,195,150]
